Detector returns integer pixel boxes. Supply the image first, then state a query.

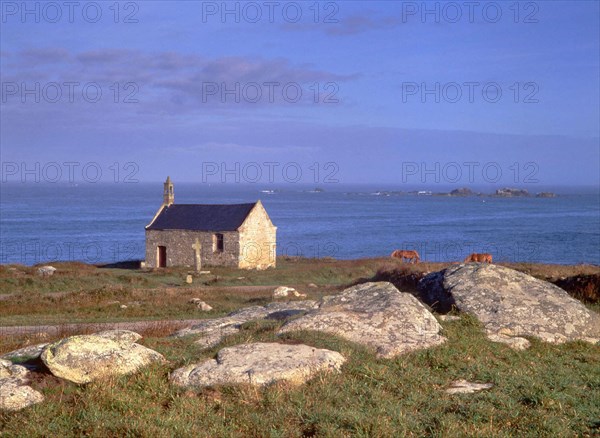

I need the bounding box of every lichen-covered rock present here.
[278,282,446,358]
[0,359,29,383]
[273,286,295,298]
[1,343,49,362]
[171,301,318,349]
[420,264,600,348]
[188,299,213,311]
[36,266,56,276]
[40,330,166,384]
[0,359,44,411]
[446,379,493,394]
[170,342,345,388]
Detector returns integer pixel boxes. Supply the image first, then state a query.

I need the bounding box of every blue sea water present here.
[1,183,599,265]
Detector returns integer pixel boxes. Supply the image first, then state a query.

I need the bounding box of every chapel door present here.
[157,246,167,268]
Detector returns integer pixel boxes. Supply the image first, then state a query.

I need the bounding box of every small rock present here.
[170,342,345,388]
[188,298,203,305]
[292,290,307,298]
[0,359,44,411]
[198,302,213,312]
[41,330,166,384]
[199,271,211,275]
[120,304,128,309]
[185,275,193,284]
[36,266,56,277]
[445,379,493,394]
[1,343,49,362]
[308,283,318,288]
[237,277,246,280]
[273,286,295,298]
[0,359,29,382]
[487,333,531,350]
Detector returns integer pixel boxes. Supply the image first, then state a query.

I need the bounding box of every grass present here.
[1,315,599,436]
[1,257,599,436]
[2,258,597,329]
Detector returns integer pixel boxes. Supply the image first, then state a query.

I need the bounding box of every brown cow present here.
[464,253,493,263]
[391,249,420,264]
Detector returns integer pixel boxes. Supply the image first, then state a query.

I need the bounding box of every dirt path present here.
[0,285,283,301]
[0,318,205,337]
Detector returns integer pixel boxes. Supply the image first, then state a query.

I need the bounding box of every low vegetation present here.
[1,258,599,436]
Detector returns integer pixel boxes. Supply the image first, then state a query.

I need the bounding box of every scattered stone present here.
[293,290,308,298]
[308,283,318,288]
[279,282,446,358]
[273,286,295,298]
[120,304,128,309]
[171,301,318,349]
[185,275,193,284]
[446,379,493,394]
[36,266,56,277]
[170,342,345,388]
[199,271,211,275]
[187,298,213,311]
[237,277,246,280]
[40,330,166,384]
[0,359,44,411]
[199,302,213,312]
[419,264,600,349]
[487,333,531,351]
[1,343,49,362]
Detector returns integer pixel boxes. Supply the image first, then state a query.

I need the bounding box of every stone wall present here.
[145,229,239,268]
[144,200,277,270]
[238,202,277,270]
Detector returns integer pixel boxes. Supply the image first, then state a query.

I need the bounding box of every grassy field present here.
[1,258,599,436]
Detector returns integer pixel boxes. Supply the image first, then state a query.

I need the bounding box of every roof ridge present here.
[168,202,257,206]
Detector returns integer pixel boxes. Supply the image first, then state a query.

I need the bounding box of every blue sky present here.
[1,1,598,186]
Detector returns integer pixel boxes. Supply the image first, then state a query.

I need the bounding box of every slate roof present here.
[146,203,257,231]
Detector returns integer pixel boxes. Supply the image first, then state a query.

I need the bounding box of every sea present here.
[1,183,599,266]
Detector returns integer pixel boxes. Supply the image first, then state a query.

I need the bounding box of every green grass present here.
[3,258,597,328]
[1,258,599,436]
[1,316,599,437]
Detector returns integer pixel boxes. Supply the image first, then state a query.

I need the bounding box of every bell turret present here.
[163,176,174,206]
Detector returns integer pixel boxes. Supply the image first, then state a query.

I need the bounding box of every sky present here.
[1,0,599,187]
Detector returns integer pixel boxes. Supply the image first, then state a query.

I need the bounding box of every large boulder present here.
[172,301,318,350]
[278,282,446,358]
[419,264,600,349]
[0,359,44,411]
[40,330,166,384]
[171,342,345,388]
